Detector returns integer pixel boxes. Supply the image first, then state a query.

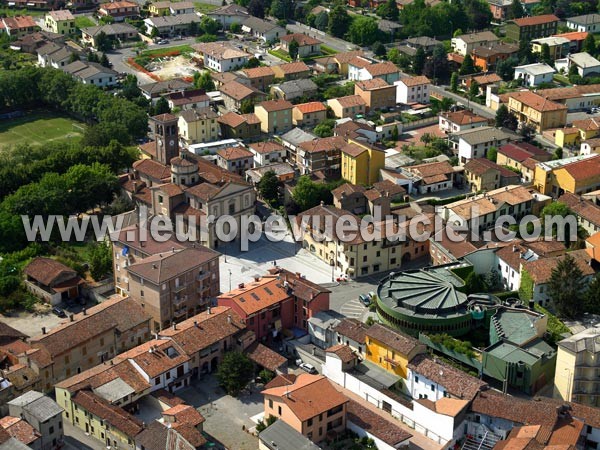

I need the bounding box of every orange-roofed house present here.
[98,1,140,21]
[240,66,275,91]
[292,101,327,127]
[261,373,348,442]
[507,90,567,131]
[280,33,322,58]
[216,147,254,175]
[506,14,559,41]
[395,76,431,105]
[218,271,330,340]
[217,112,262,140]
[534,154,600,196]
[586,231,600,262]
[354,78,396,111]
[1,16,38,38]
[327,95,366,119]
[255,99,294,134]
[270,61,311,80]
[553,31,589,52]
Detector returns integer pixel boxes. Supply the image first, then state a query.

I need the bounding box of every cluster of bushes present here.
[429,333,476,359]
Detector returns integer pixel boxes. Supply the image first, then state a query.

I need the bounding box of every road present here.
[63,421,103,450]
[430,85,496,119]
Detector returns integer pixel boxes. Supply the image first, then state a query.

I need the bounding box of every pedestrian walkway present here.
[332,383,445,450]
[340,298,367,319]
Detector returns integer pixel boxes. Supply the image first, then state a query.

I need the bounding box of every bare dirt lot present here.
[147,55,199,80]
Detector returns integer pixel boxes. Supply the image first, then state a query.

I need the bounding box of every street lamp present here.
[228,269,232,292]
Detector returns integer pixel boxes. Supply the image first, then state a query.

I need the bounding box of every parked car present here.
[52,306,66,318]
[158,39,169,45]
[359,294,370,306]
[299,363,318,374]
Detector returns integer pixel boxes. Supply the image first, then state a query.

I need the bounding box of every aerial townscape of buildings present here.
[4,0,600,449]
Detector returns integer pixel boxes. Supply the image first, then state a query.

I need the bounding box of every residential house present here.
[0,16,38,38]
[216,147,254,175]
[450,126,520,164]
[531,36,570,60]
[534,154,600,196]
[558,192,600,236]
[531,83,600,111]
[280,33,322,57]
[566,13,600,33]
[12,31,66,54]
[328,50,365,76]
[217,111,262,140]
[261,374,348,442]
[169,1,194,15]
[463,158,521,192]
[206,4,248,29]
[148,1,174,16]
[340,140,386,185]
[438,110,488,134]
[496,141,551,182]
[581,137,600,155]
[365,323,426,378]
[193,42,250,72]
[296,136,347,175]
[139,78,192,102]
[43,10,74,35]
[80,23,138,48]
[280,127,317,163]
[177,107,219,146]
[165,89,209,111]
[136,404,207,450]
[404,161,456,194]
[258,420,322,450]
[220,80,266,111]
[451,31,500,56]
[0,416,42,449]
[327,95,367,119]
[470,44,518,71]
[270,79,318,101]
[351,60,400,84]
[437,184,541,231]
[240,66,275,91]
[218,269,330,340]
[488,0,512,21]
[332,181,406,215]
[62,61,118,87]
[556,52,600,77]
[506,90,567,132]
[514,63,556,87]
[241,16,285,43]
[505,14,559,41]
[332,318,368,358]
[37,43,72,69]
[98,1,140,21]
[402,36,442,53]
[555,327,600,406]
[553,30,589,52]
[246,162,295,184]
[27,295,152,390]
[23,258,83,305]
[123,245,221,331]
[354,78,396,111]
[255,99,294,134]
[7,391,63,450]
[395,76,431,105]
[248,141,286,166]
[292,102,327,128]
[271,61,311,80]
[143,13,202,37]
[296,204,432,277]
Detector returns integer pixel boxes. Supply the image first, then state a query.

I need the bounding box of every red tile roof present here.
[347,400,412,446]
[399,75,430,87]
[561,154,600,180]
[246,342,287,371]
[331,94,367,108]
[365,61,399,77]
[217,146,253,160]
[257,99,294,112]
[325,344,356,363]
[23,257,77,287]
[242,66,275,78]
[218,277,290,316]
[508,90,567,112]
[511,14,559,26]
[280,33,322,46]
[294,101,327,114]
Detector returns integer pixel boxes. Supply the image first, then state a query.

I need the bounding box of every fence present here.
[402,116,439,131]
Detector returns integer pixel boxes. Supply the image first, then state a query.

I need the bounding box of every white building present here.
[395,76,431,104]
[206,4,249,29]
[566,13,600,33]
[247,141,286,166]
[240,16,285,43]
[450,126,520,164]
[37,43,72,69]
[62,60,118,87]
[193,42,250,73]
[514,63,556,87]
[8,391,64,450]
[438,110,488,134]
[555,52,600,77]
[451,31,499,56]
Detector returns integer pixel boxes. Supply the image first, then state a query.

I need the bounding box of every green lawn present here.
[268,48,293,62]
[0,111,85,148]
[75,16,96,29]
[194,2,219,13]
[140,44,194,58]
[0,7,46,16]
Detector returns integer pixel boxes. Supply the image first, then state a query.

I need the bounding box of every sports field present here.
[0,111,85,147]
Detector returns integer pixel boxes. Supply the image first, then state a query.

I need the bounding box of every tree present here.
[372,41,386,58]
[288,39,299,60]
[377,0,399,20]
[549,254,586,318]
[259,369,275,383]
[495,104,518,130]
[244,57,260,68]
[539,43,553,66]
[256,416,278,433]
[583,33,597,55]
[200,16,220,35]
[292,175,331,211]
[96,31,113,52]
[314,119,336,137]
[568,63,580,83]
[348,16,379,46]
[519,122,536,142]
[240,98,254,114]
[459,53,476,75]
[553,147,563,160]
[69,52,80,63]
[328,4,351,38]
[100,53,110,68]
[464,270,485,294]
[496,56,519,81]
[258,170,279,204]
[391,125,399,141]
[463,0,492,31]
[412,47,425,75]
[271,0,294,19]
[89,242,112,281]
[518,38,533,65]
[487,146,497,162]
[194,71,215,91]
[469,80,480,99]
[314,10,329,31]
[248,0,265,18]
[216,351,254,396]
[230,22,242,33]
[507,0,524,19]
[450,71,459,93]
[540,201,577,243]
[154,96,171,115]
[584,274,600,314]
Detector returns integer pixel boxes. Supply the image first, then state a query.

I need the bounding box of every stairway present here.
[462,430,502,450]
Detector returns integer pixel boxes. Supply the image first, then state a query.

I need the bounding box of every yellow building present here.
[507,91,567,132]
[531,36,569,60]
[553,127,581,148]
[254,99,294,134]
[554,328,600,407]
[177,107,219,145]
[365,323,426,378]
[148,1,172,16]
[573,117,600,142]
[44,10,75,35]
[534,154,600,196]
[341,139,386,185]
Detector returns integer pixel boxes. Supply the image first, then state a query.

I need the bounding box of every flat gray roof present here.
[259,420,322,450]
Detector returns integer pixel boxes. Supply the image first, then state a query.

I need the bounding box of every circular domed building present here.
[376,266,499,337]
[170,154,198,186]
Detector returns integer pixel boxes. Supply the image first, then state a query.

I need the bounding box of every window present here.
[308,418,313,426]
[49,426,54,434]
[278,406,282,415]
[155,377,160,385]
[431,384,435,391]
[269,399,273,408]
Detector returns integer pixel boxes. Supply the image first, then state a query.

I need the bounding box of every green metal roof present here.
[492,310,539,347]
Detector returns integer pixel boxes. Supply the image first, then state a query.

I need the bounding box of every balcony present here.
[173,295,187,306]
[197,272,210,282]
[173,308,187,318]
[174,284,186,293]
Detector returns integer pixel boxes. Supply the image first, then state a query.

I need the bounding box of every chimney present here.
[69,314,74,322]
[133,181,138,193]
[172,247,175,253]
[41,327,46,335]
[238,283,245,289]
[152,264,158,269]
[296,272,301,278]
[194,321,198,328]
[110,360,114,365]
[82,308,87,316]
[172,323,176,330]
[227,314,232,324]
[512,245,517,252]
[254,275,260,282]
[207,306,211,314]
